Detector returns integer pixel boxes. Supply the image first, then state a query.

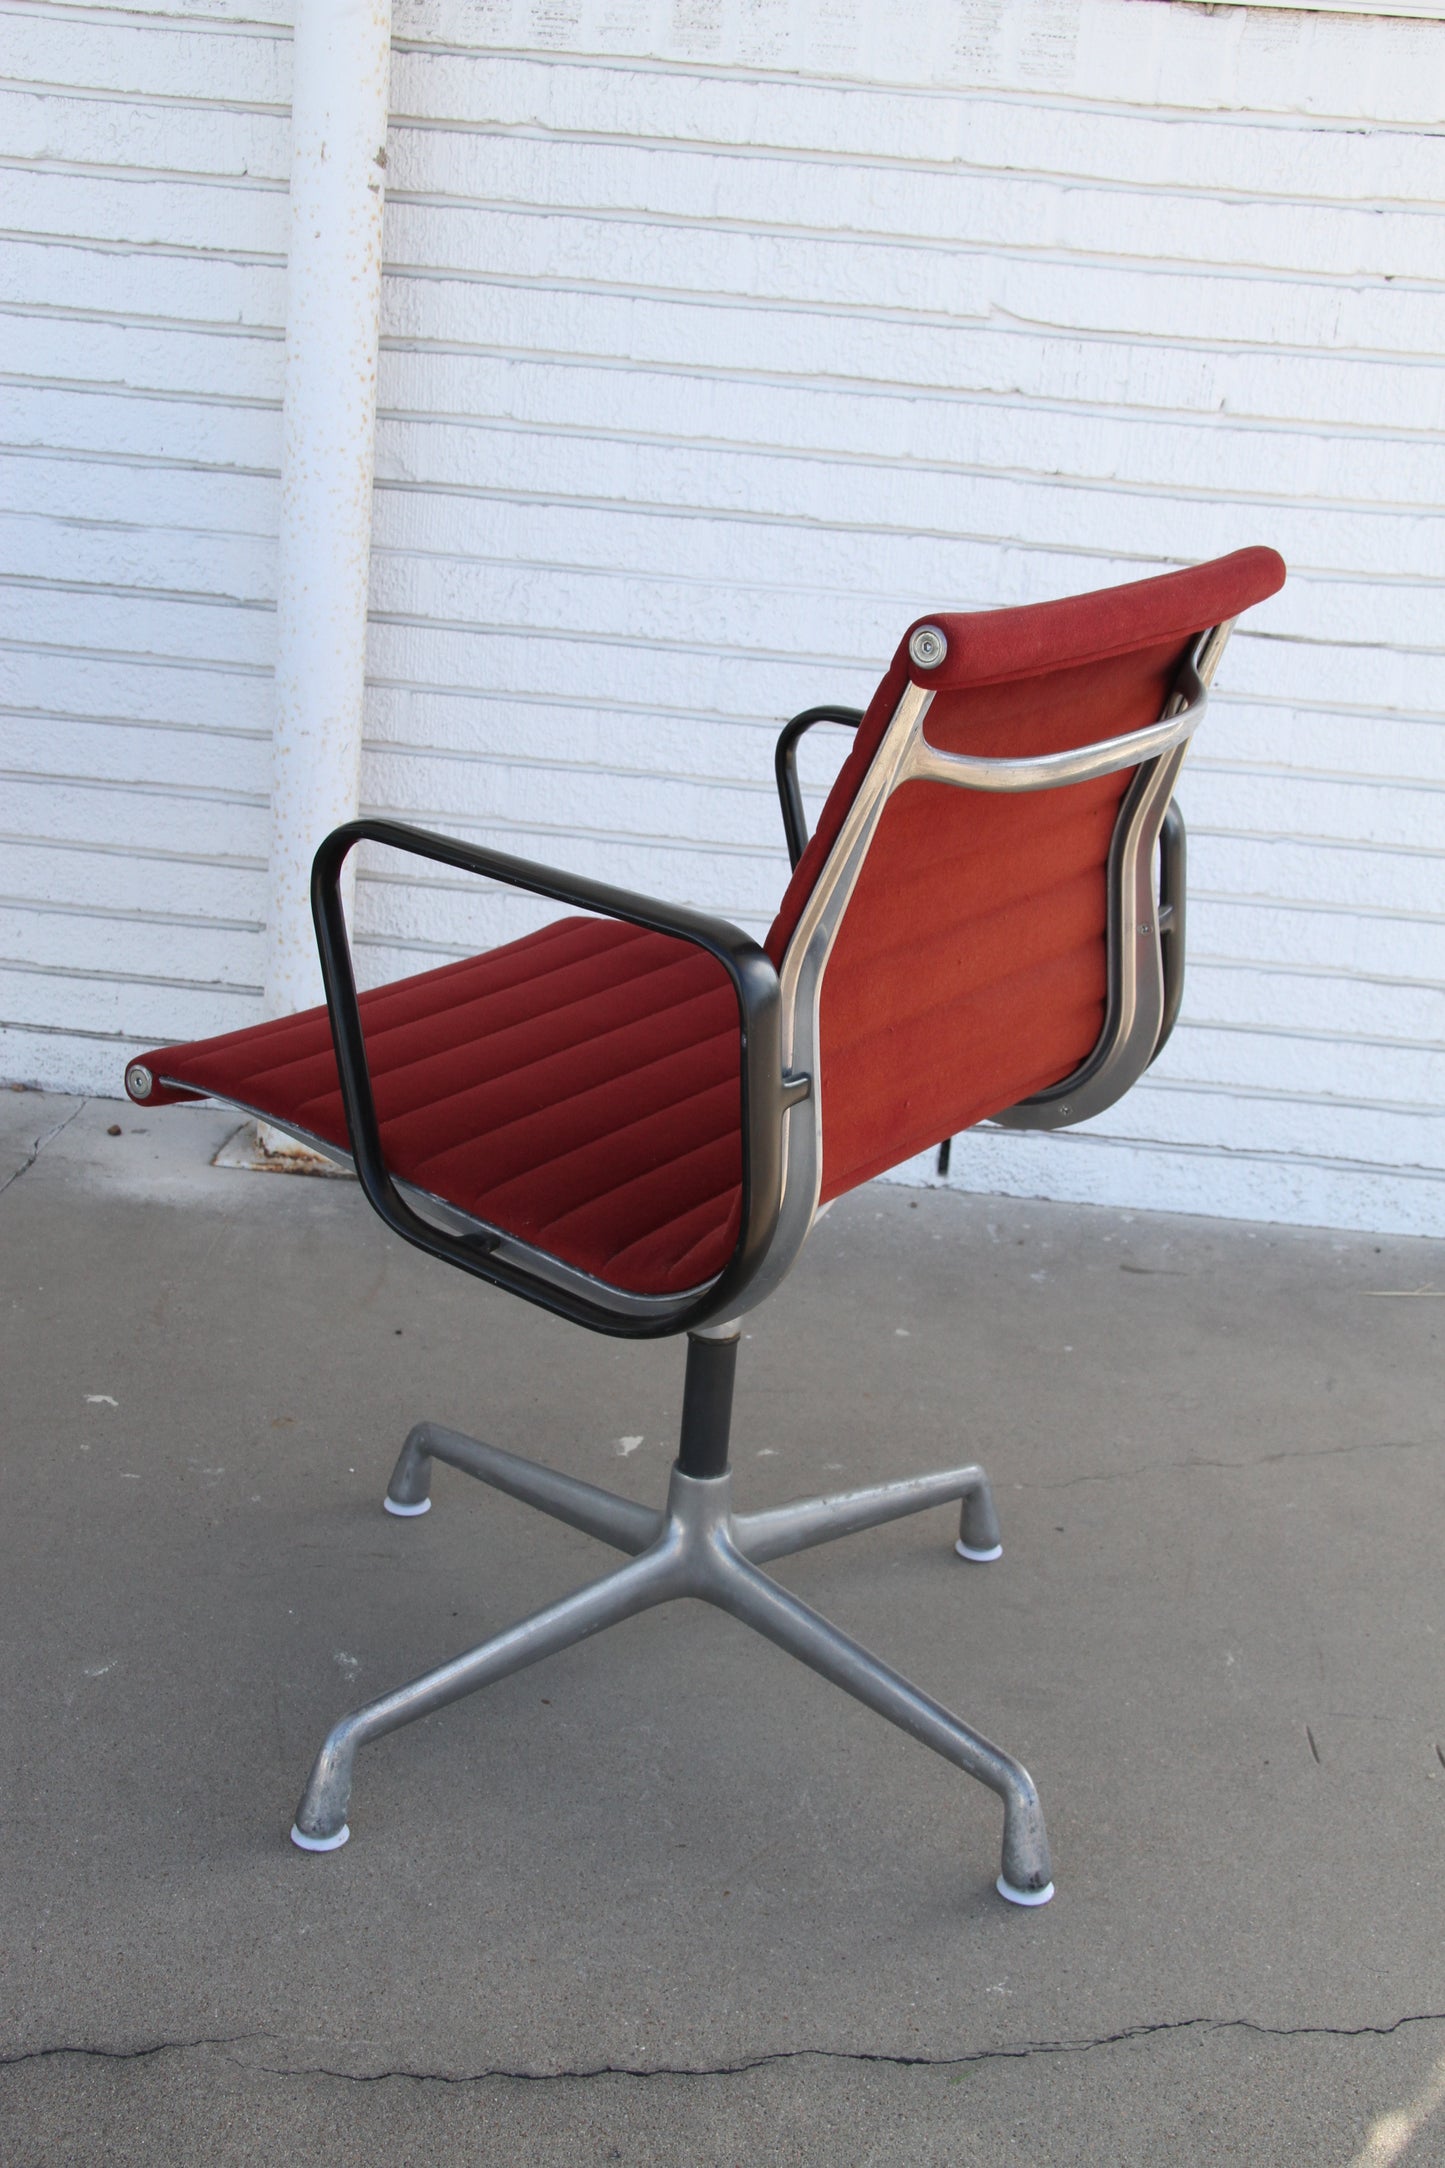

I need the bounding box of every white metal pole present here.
[265,0,393,1020]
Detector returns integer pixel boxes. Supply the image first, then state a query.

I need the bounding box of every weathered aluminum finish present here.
[292,1443,1052,1902]
[737,681,938,1314]
[387,1421,665,1553]
[902,686,1202,793]
[733,1462,1000,1564]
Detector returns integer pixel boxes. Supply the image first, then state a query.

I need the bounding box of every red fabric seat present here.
[141,916,745,1296]
[131,548,1285,1300]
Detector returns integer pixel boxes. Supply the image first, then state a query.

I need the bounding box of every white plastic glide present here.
[955,1537,1003,1563]
[383,1495,431,1517]
[997,1875,1054,1907]
[291,1821,350,1852]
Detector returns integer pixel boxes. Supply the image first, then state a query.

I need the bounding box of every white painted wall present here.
[2,0,1443,1235]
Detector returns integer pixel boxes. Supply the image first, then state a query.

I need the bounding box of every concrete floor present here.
[1,1088,1442,2165]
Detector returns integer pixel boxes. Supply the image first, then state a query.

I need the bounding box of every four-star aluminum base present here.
[289,1331,1055,1908]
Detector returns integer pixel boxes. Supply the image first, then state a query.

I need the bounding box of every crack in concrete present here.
[0,2033,266,2072]
[1031,1434,1435,1492]
[0,1099,87,1201]
[5,2010,1444,2087]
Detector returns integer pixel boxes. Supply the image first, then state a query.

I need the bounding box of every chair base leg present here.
[293,1439,1053,1906]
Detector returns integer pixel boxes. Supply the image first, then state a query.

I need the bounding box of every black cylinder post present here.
[676,1332,739,1480]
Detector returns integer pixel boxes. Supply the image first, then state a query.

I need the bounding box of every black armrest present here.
[310,818,793,1339]
[1151,799,1186,1062]
[774,706,864,869]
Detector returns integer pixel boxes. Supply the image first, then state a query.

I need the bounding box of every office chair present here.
[124,546,1285,1905]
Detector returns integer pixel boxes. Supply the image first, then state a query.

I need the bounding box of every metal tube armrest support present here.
[310,818,793,1338]
[774,706,864,869]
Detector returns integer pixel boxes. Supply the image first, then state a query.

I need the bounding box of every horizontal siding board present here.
[353,870,579,952]
[923,1130,1445,1240]
[379,199,1445,355]
[2,774,268,856]
[0,237,285,326]
[381,133,1445,285]
[0,712,269,790]
[0,514,276,603]
[1180,769,1445,851]
[0,10,291,103]
[0,86,290,179]
[0,837,264,919]
[1183,962,1445,1043]
[1184,833,1445,918]
[1,168,288,256]
[1081,1082,1443,1168]
[368,352,1445,509]
[370,422,1444,583]
[363,620,876,730]
[362,747,777,850]
[1189,900,1445,984]
[387,53,1445,202]
[378,277,1445,433]
[0,313,284,403]
[0,451,279,537]
[388,0,1445,126]
[0,649,274,730]
[0,583,275,667]
[362,683,795,779]
[1161,1021,1445,1104]
[0,959,259,1038]
[0,903,263,984]
[351,811,785,921]
[1,384,282,468]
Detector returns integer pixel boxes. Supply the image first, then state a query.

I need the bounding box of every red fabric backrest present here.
[764,548,1285,1204]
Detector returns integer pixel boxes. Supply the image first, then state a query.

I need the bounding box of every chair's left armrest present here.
[310,818,793,1338]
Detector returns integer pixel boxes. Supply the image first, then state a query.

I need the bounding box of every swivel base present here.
[291,1409,1053,1908]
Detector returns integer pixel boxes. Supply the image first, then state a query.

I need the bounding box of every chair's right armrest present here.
[773,706,864,869]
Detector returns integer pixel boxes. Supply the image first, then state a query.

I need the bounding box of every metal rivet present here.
[126,1063,153,1100]
[1058,1105,1070,1117]
[908,624,947,670]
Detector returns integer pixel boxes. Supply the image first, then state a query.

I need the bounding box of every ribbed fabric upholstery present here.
[128,548,1284,1300]
[136,917,744,1295]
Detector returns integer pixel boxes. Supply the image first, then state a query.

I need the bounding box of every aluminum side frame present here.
[744,625,1229,1312]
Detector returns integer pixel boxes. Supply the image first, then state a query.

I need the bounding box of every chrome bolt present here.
[908,624,948,670]
[126,1063,153,1100]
